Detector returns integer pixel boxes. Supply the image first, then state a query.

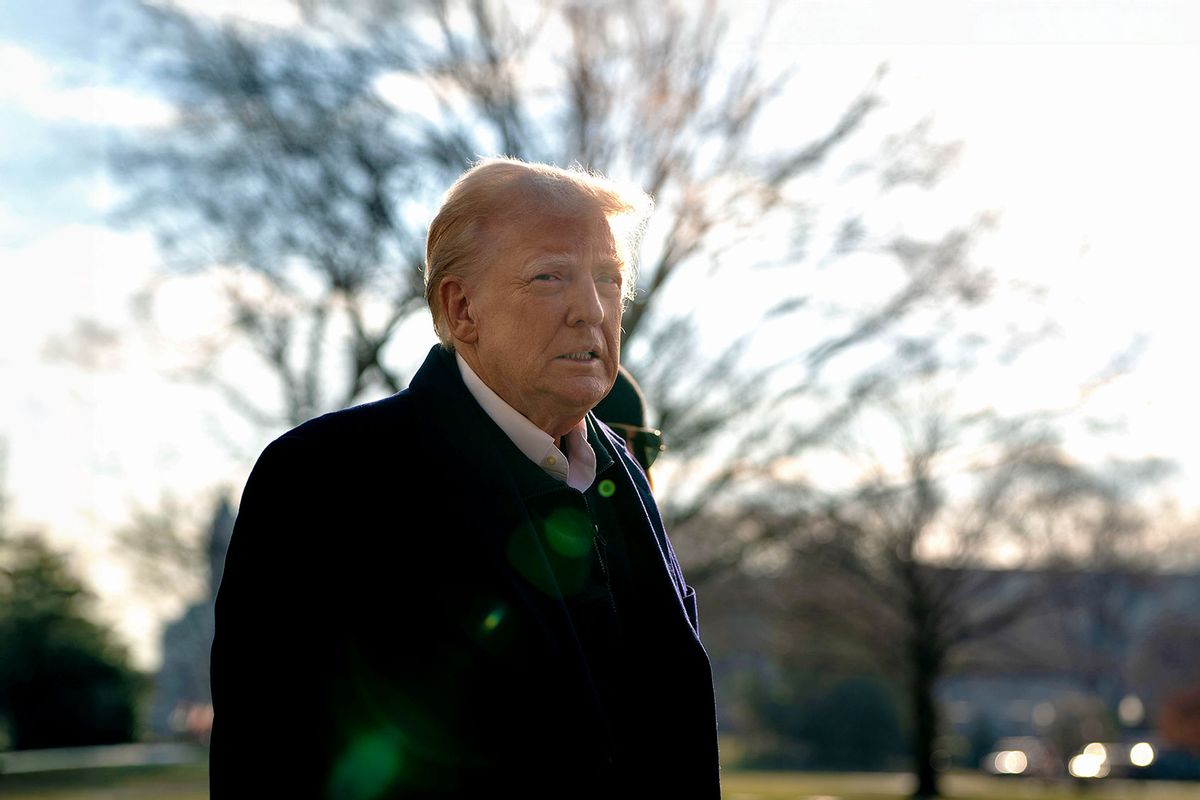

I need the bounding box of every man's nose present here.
[567,277,605,326]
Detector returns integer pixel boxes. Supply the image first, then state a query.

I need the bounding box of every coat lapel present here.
[404,346,612,731]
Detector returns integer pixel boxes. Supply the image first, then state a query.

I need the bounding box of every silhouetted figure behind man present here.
[593,365,666,485]
[210,159,720,798]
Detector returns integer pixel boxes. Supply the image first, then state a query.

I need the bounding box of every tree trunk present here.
[910,635,942,798]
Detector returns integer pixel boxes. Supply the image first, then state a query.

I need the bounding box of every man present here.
[210,159,720,798]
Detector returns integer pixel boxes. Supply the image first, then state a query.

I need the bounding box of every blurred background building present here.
[144,497,232,741]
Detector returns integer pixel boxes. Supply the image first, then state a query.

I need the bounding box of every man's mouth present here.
[559,351,598,361]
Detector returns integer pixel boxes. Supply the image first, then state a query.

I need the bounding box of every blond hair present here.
[424,157,653,347]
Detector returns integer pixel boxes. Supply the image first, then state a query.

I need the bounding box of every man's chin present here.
[554,380,611,414]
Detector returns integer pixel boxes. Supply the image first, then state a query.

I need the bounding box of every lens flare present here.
[991,750,1029,774]
[598,479,616,497]
[1119,695,1145,726]
[543,507,593,557]
[328,730,403,799]
[1130,742,1155,767]
[1002,750,1028,774]
[1068,752,1109,779]
[482,607,505,633]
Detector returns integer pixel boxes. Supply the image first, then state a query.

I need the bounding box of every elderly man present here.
[210,159,720,798]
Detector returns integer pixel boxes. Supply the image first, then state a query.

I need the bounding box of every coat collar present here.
[409,345,620,497]
[406,345,698,642]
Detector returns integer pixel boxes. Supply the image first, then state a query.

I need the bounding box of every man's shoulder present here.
[272,345,460,450]
[271,390,420,455]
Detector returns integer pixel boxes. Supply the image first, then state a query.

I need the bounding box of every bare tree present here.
[112,1,434,426]
[109,0,991,518]
[107,4,1056,793]
[114,494,211,604]
[683,393,1171,797]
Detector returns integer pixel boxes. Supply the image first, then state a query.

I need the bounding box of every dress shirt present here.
[457,352,597,491]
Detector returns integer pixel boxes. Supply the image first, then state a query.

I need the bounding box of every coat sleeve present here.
[209,435,341,798]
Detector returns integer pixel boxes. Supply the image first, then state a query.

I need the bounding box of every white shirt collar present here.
[457,353,597,491]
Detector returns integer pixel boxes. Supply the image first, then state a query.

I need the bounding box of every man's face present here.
[464,208,625,435]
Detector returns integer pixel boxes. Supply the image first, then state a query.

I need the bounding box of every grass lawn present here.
[1,764,1196,799]
[0,762,209,799]
[724,770,1200,800]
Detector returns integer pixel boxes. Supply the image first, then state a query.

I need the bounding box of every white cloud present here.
[0,41,55,89]
[0,42,175,128]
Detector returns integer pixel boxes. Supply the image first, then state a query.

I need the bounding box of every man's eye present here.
[597,274,620,285]
[533,274,559,282]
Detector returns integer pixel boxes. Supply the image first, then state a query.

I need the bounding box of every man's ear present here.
[440,277,479,345]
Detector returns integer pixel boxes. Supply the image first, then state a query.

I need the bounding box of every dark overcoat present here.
[210,345,720,798]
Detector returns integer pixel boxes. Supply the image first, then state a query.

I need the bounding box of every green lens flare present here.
[543,507,592,557]
[598,479,616,497]
[328,730,403,800]
[482,607,505,632]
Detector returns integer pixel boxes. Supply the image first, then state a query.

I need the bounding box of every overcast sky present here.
[2,0,1198,668]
